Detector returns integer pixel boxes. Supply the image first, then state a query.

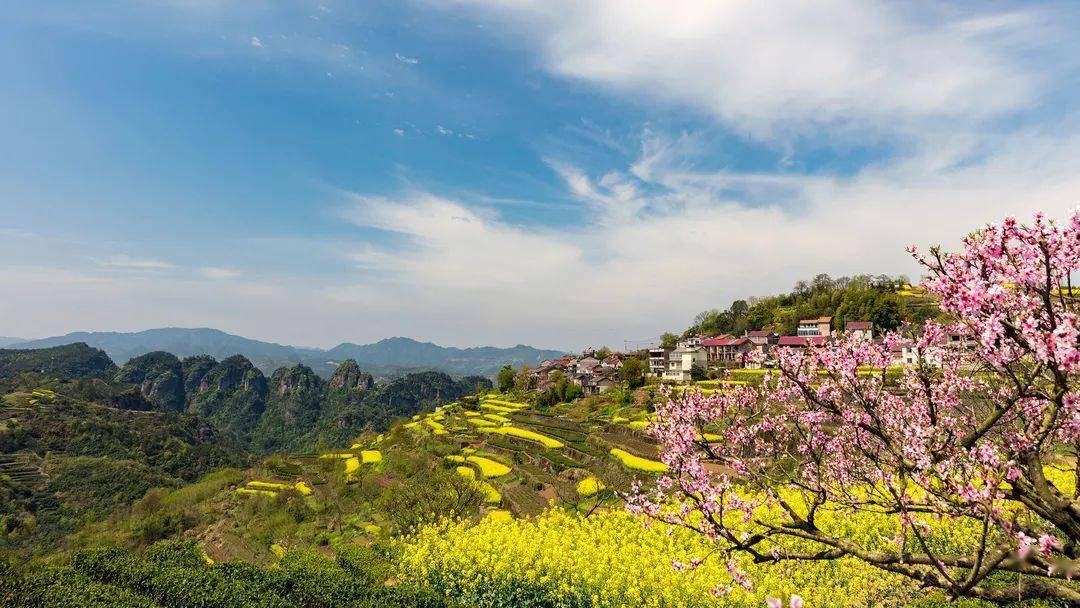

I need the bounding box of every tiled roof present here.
[845,321,873,330]
[799,316,833,324]
[777,336,829,347]
[701,336,749,347]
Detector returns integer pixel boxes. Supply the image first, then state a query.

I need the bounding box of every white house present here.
[663,346,707,383]
[797,316,832,337]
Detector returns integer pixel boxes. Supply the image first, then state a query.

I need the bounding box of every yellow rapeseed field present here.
[609,448,667,473]
[397,509,965,608]
[478,426,564,449]
[465,455,511,478]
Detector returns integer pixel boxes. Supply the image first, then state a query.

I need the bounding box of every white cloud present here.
[435,125,453,136]
[249,35,263,48]
[199,266,242,280]
[327,121,1080,348]
[98,254,175,270]
[448,1,1063,137]
[395,52,420,65]
[393,128,405,136]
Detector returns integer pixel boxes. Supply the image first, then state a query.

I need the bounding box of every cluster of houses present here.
[524,350,630,395]
[650,317,882,383]
[525,316,978,391]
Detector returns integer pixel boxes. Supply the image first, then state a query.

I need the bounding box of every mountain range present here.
[10,328,566,378]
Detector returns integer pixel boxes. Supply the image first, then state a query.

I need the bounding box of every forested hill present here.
[682,273,938,338]
[0,344,491,556]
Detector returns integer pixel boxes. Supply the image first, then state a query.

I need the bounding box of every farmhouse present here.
[845,321,874,341]
[797,316,833,337]
[647,347,670,377]
[701,335,752,368]
[662,346,708,383]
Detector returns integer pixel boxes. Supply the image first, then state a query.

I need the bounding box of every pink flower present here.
[1038,534,1062,556]
[766,598,782,608]
[629,210,1080,604]
[790,595,804,608]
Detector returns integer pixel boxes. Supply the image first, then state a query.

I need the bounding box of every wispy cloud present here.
[98,254,175,270]
[199,266,241,280]
[249,35,263,48]
[395,52,420,65]
[451,1,1069,138]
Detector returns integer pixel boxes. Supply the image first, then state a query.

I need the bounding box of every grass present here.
[609,448,668,473]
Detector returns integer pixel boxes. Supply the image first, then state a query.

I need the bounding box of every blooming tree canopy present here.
[631,210,1080,603]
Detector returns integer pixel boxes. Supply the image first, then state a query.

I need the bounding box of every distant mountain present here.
[10,329,566,378]
[325,337,566,378]
[0,337,25,347]
[11,328,306,373]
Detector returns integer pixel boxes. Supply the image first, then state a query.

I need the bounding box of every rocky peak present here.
[328,359,374,391]
[181,355,217,394]
[201,355,267,398]
[271,364,322,397]
[115,351,184,412]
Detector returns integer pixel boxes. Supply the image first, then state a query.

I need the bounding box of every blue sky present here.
[2,1,1080,350]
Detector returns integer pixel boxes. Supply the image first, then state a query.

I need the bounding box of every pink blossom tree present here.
[631,210,1080,603]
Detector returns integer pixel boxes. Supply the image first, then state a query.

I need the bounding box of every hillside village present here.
[528,309,967,394]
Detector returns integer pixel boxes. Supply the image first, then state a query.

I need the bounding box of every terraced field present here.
[386,393,678,516]
[162,389,701,563]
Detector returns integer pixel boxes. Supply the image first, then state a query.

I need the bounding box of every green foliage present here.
[379,465,484,535]
[688,273,934,336]
[1,540,460,608]
[496,365,516,393]
[0,344,117,381]
[619,358,646,389]
[536,371,584,408]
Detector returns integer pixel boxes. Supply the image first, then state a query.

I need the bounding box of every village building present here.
[742,331,779,368]
[701,335,752,368]
[844,321,874,341]
[677,335,704,349]
[647,347,670,377]
[575,367,619,395]
[776,335,830,348]
[797,316,833,337]
[663,346,708,383]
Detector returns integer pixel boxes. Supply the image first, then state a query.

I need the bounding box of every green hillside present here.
[0,345,489,560]
[2,385,1025,607]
